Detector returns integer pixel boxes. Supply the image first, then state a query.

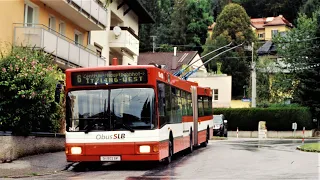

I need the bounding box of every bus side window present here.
[198,96,204,117]
[165,84,171,124]
[209,96,213,115]
[157,82,166,127]
[187,93,192,116]
[203,96,209,116]
[181,91,187,116]
[171,87,177,123]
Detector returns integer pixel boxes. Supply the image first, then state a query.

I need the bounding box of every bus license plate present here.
[100,156,121,161]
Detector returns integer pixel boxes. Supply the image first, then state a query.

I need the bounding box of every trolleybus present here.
[64,65,213,164]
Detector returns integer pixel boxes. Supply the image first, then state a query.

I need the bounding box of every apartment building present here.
[90,0,154,66]
[0,0,153,69]
[0,0,109,69]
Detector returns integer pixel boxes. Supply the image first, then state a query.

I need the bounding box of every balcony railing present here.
[13,23,106,68]
[39,0,107,30]
[70,0,107,26]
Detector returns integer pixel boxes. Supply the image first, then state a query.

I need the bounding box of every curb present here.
[296,145,320,153]
[0,171,63,179]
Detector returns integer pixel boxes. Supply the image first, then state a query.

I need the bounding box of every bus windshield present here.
[66,88,155,132]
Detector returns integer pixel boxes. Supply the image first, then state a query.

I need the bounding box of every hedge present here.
[213,107,312,131]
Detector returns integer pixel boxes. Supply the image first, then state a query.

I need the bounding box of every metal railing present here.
[68,0,108,27]
[14,23,106,67]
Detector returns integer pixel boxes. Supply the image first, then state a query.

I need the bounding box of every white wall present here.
[90,0,140,66]
[90,30,110,65]
[189,74,232,108]
[109,0,139,33]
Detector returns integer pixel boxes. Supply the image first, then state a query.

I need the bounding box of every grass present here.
[297,143,320,153]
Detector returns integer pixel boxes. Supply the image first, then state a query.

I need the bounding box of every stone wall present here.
[0,132,65,162]
[227,130,315,138]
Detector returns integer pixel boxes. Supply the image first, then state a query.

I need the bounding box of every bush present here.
[213,107,312,131]
[0,46,65,135]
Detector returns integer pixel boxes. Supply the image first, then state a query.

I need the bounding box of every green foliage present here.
[212,3,255,45]
[214,107,313,131]
[139,0,213,53]
[202,3,256,98]
[301,0,320,18]
[273,9,320,120]
[0,46,65,135]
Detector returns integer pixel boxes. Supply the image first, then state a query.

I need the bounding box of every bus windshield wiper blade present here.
[120,123,135,132]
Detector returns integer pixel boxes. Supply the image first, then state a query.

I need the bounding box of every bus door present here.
[191,86,198,146]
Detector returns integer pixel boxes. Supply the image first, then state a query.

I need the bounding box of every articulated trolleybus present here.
[65,65,213,164]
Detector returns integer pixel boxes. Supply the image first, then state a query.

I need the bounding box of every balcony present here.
[13,24,106,69]
[40,0,107,31]
[109,27,139,56]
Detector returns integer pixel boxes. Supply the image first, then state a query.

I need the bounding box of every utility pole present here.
[251,42,256,107]
[150,36,157,53]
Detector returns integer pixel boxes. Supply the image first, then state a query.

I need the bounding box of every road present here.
[18,138,320,180]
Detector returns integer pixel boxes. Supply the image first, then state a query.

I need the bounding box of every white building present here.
[90,0,154,66]
[189,73,232,108]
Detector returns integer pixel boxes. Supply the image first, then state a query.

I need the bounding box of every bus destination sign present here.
[71,69,148,86]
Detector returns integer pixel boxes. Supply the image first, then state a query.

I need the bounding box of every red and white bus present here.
[64,65,213,164]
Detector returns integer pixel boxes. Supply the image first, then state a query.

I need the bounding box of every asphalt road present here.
[18,138,320,180]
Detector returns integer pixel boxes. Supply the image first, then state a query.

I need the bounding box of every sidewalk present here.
[0,151,71,178]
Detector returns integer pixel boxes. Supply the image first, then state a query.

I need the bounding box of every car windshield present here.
[213,116,223,124]
[66,88,155,132]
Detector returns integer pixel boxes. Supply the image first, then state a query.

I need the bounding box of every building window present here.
[59,21,66,36]
[213,89,218,100]
[49,16,56,31]
[94,43,103,57]
[96,49,102,57]
[258,33,264,38]
[74,31,83,46]
[271,30,278,37]
[24,4,35,26]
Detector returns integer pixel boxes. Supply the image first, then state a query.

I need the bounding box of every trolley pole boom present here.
[173,42,232,77]
[181,42,244,80]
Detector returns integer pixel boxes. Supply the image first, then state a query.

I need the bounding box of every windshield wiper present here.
[84,118,109,133]
[116,123,135,132]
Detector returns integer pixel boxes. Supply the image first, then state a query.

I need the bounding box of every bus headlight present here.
[70,147,82,155]
[139,145,151,153]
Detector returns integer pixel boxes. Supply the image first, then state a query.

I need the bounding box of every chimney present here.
[172,47,178,70]
[112,57,118,65]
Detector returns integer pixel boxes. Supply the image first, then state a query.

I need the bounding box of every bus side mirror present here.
[55,81,64,103]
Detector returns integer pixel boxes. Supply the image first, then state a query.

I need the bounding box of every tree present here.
[301,0,320,18]
[274,9,320,122]
[184,0,214,53]
[202,3,256,98]
[139,0,213,53]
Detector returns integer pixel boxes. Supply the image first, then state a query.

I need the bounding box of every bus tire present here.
[164,139,173,164]
[201,127,209,147]
[188,129,193,153]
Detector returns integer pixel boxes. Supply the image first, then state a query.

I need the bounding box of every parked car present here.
[213,114,228,137]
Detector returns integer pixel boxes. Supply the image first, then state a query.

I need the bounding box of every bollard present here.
[265,127,267,138]
[237,127,239,138]
[302,127,305,144]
